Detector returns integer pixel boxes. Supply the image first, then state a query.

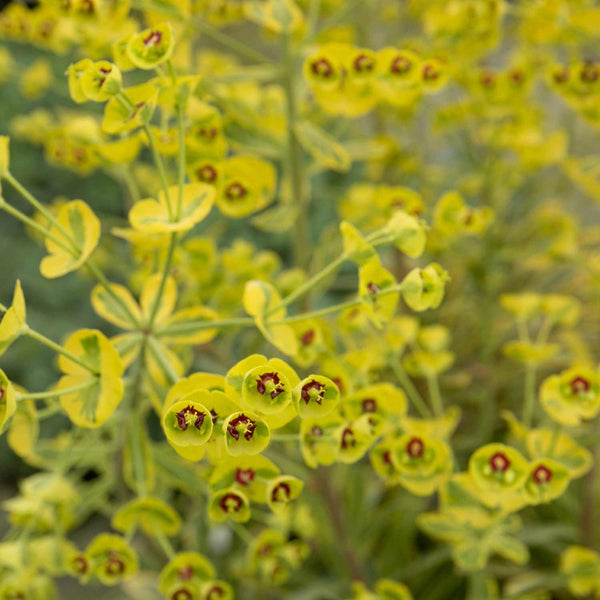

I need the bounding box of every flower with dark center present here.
[198,165,217,183]
[72,555,89,575]
[422,64,440,81]
[225,182,248,201]
[235,468,255,486]
[311,58,334,78]
[206,586,225,599]
[361,398,377,413]
[570,376,590,395]
[177,565,194,580]
[581,63,599,83]
[271,482,291,503]
[310,425,323,438]
[553,67,570,84]
[353,54,375,73]
[197,127,218,140]
[382,450,393,465]
[301,380,326,405]
[301,329,315,346]
[175,405,205,431]
[143,30,162,47]
[391,55,412,74]
[341,427,356,449]
[489,452,510,473]
[227,413,256,441]
[256,372,285,400]
[406,437,424,458]
[172,589,193,600]
[105,554,126,576]
[219,493,243,513]
[367,281,380,295]
[532,465,553,484]
[509,69,524,85]
[480,71,495,87]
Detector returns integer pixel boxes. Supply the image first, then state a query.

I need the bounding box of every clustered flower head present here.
[0,0,599,599]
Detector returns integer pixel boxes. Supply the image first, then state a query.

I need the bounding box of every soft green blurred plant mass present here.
[1,2,600,600]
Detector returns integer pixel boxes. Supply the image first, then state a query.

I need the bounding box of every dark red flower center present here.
[172,589,193,600]
[256,372,285,400]
[422,64,440,80]
[382,450,393,465]
[353,54,374,73]
[143,30,162,47]
[361,398,377,413]
[198,164,217,183]
[207,586,225,600]
[196,126,218,140]
[341,427,356,449]
[235,468,255,486]
[480,71,495,87]
[301,329,315,346]
[177,565,194,580]
[271,482,291,503]
[489,452,510,473]
[391,55,412,74]
[509,69,523,85]
[571,376,590,395]
[553,67,570,84]
[72,555,88,575]
[301,380,326,405]
[227,413,256,441]
[581,63,599,83]
[532,464,553,484]
[175,405,205,431]
[406,437,424,458]
[219,492,243,513]
[105,554,126,576]
[225,182,247,200]
[311,58,334,78]
[367,281,380,295]
[310,425,323,438]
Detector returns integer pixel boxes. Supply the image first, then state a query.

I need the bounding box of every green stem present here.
[156,316,254,336]
[281,33,308,270]
[270,433,300,442]
[269,254,347,317]
[24,326,99,375]
[147,234,178,329]
[154,527,176,559]
[523,365,537,428]
[17,379,96,401]
[0,199,76,255]
[389,358,431,418]
[427,375,444,418]
[35,404,64,420]
[4,172,76,249]
[158,283,406,335]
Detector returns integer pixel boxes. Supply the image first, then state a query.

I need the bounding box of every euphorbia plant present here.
[0,1,599,599]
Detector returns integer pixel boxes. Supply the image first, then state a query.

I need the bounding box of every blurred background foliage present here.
[1,1,600,599]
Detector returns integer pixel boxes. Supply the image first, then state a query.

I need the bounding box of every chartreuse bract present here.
[0,1,599,599]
